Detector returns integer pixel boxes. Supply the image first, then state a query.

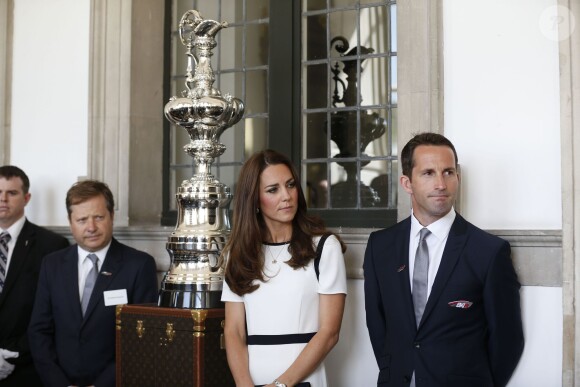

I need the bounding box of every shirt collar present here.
[1,215,26,241]
[77,241,112,264]
[411,208,456,241]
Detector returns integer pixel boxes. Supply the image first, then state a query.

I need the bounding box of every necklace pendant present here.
[267,245,284,265]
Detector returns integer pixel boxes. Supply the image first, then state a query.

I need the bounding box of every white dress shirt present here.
[77,243,111,299]
[408,209,456,298]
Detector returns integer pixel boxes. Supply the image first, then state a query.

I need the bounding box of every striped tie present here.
[0,232,11,293]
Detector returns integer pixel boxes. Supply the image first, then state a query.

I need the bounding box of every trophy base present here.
[158,284,223,309]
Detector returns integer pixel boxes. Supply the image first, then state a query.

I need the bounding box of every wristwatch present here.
[273,379,287,387]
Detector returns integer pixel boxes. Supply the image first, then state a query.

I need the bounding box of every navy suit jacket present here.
[28,238,158,387]
[364,214,524,387]
[0,220,69,387]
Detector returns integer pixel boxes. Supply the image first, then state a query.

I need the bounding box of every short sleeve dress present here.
[221,235,347,387]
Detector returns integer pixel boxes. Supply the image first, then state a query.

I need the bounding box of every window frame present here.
[161,0,437,230]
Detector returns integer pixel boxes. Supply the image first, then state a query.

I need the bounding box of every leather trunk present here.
[116,304,234,387]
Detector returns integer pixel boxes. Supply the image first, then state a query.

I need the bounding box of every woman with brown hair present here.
[221,149,347,387]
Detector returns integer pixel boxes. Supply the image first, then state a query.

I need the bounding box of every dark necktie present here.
[412,228,431,328]
[81,253,99,316]
[0,232,11,293]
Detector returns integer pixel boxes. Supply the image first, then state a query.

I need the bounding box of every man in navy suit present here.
[0,166,69,386]
[364,133,524,387]
[28,180,158,387]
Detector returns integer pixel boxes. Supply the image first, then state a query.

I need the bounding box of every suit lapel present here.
[0,220,35,306]
[61,247,84,320]
[419,215,469,329]
[82,239,122,322]
[394,218,417,329]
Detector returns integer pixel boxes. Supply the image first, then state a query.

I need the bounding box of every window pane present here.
[217,165,241,195]
[303,0,326,12]
[389,159,398,207]
[391,55,397,104]
[246,23,269,68]
[219,122,244,164]
[329,161,356,208]
[303,14,327,61]
[360,6,388,54]
[194,1,219,19]
[391,107,398,156]
[304,162,329,208]
[303,63,328,109]
[390,4,397,52]
[245,70,268,114]
[329,11,358,54]
[303,113,329,159]
[247,0,269,21]
[329,109,358,158]
[364,109,389,155]
[220,0,239,20]
[219,72,244,103]
[220,26,243,70]
[362,159,389,208]
[330,0,357,9]
[245,117,268,157]
[360,57,388,106]
[330,59,357,106]
[176,2,195,21]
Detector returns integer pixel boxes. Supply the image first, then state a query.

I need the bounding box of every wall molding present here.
[396,0,444,221]
[558,0,580,384]
[48,226,562,287]
[88,0,132,226]
[0,0,12,165]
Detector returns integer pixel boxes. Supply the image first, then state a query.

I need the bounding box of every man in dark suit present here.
[364,133,524,387]
[0,166,70,386]
[28,180,158,387]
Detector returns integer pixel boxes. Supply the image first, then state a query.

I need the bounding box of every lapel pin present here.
[101,271,113,276]
[397,264,406,273]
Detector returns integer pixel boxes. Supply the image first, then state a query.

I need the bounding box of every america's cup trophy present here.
[159,10,244,308]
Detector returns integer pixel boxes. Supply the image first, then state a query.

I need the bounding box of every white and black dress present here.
[221,235,347,387]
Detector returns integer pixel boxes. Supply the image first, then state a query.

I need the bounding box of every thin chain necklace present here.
[267,244,286,264]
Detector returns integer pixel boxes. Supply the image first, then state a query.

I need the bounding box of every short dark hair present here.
[401,132,458,178]
[66,180,115,218]
[0,165,30,194]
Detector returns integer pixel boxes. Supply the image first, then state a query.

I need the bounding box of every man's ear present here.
[400,175,413,195]
[24,192,31,206]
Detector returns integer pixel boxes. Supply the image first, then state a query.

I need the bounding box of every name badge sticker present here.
[104,289,128,306]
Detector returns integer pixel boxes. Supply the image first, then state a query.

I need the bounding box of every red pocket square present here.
[448,300,473,309]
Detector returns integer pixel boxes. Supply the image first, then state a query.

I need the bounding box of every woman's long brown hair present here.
[222,149,346,296]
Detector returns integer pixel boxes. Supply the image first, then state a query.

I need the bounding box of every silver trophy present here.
[159,10,244,309]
